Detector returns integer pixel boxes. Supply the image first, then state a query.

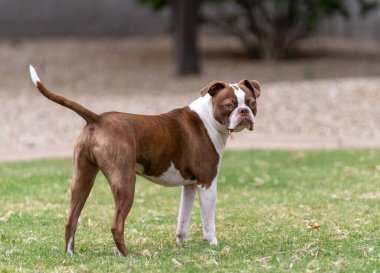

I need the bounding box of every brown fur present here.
[210,85,237,126]
[200,79,260,126]
[88,109,219,186]
[35,81,219,256]
[34,75,261,256]
[239,79,261,99]
[239,80,260,116]
[36,82,99,123]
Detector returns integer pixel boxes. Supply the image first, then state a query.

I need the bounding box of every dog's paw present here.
[204,237,218,245]
[176,233,188,244]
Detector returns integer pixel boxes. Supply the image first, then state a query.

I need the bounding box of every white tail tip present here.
[29,65,41,86]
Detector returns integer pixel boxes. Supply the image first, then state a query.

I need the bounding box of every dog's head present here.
[200,80,261,132]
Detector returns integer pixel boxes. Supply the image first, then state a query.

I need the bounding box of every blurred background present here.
[0,0,380,160]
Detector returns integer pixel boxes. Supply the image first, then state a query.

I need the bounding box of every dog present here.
[29,65,260,256]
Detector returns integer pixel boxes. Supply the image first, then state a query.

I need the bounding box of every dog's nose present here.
[239,108,249,116]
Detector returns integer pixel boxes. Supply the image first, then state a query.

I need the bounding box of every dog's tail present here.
[29,65,100,124]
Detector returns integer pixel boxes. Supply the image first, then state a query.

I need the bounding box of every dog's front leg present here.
[176,184,197,243]
[198,179,218,245]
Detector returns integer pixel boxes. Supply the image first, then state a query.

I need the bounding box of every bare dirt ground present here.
[1,36,380,161]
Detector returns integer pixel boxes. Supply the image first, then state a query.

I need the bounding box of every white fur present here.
[29,65,40,86]
[176,184,197,243]
[233,86,246,106]
[188,94,229,155]
[198,179,218,245]
[189,89,247,245]
[136,163,196,187]
[228,84,255,131]
[143,86,252,245]
[67,236,74,255]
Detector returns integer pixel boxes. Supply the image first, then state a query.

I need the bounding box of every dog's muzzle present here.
[227,107,255,133]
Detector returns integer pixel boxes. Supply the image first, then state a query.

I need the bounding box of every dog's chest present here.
[135,163,196,187]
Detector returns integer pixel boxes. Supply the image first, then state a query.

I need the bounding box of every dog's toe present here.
[176,233,188,243]
[204,237,218,245]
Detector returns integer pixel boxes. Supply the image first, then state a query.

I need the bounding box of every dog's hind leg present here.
[65,149,99,255]
[101,161,136,257]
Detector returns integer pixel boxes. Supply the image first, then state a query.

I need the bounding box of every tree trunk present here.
[171,0,201,75]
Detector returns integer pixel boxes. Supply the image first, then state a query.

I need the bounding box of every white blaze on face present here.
[228,83,255,131]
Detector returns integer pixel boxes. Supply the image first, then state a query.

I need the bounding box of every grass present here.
[1,150,380,272]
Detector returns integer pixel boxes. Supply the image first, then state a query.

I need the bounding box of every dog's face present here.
[201,80,261,132]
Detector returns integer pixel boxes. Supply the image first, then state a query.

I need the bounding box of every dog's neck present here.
[189,94,230,155]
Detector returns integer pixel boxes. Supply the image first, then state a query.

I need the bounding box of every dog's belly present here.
[135,163,196,187]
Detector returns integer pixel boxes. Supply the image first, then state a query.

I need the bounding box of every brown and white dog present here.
[29,65,260,256]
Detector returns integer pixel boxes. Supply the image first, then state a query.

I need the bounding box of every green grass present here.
[1,150,380,272]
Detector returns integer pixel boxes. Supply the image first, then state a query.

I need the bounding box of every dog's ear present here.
[240,79,261,99]
[200,80,227,97]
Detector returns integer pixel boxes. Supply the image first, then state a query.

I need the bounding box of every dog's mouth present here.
[228,119,254,133]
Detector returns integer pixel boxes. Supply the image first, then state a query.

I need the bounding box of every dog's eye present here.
[249,101,256,108]
[224,103,234,110]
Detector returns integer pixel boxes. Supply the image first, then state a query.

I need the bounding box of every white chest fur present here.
[188,94,229,155]
[135,163,196,187]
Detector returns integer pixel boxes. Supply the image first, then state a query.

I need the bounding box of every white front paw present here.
[176,233,188,243]
[204,236,218,245]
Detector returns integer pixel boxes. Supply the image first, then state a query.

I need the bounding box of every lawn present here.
[1,150,380,272]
